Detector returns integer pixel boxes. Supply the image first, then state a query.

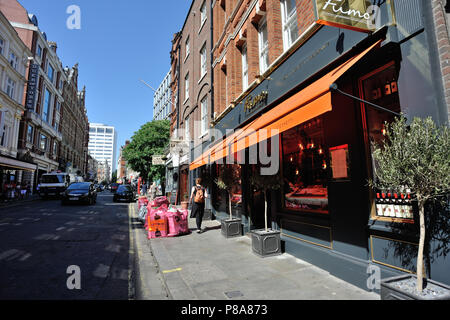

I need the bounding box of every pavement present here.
[130,203,380,300]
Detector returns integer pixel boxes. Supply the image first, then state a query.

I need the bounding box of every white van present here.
[39,172,83,198]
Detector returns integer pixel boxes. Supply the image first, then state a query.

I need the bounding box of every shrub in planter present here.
[215,164,242,238]
[370,116,450,297]
[249,165,282,257]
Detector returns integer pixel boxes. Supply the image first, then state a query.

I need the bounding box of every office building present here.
[153,70,172,121]
[88,123,117,179]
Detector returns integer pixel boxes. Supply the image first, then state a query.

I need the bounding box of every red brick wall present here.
[212,0,316,118]
[431,0,450,122]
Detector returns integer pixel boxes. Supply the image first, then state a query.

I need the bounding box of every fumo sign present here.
[313,0,382,33]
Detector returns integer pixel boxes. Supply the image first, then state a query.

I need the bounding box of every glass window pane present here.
[282,116,329,213]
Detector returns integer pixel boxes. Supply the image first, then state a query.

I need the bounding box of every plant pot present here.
[221,218,242,238]
[380,274,450,300]
[251,229,281,258]
[181,201,189,210]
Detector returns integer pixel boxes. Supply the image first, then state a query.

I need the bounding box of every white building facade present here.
[0,11,36,197]
[153,70,171,121]
[88,123,117,179]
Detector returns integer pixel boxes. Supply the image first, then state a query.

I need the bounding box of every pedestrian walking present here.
[189,178,208,234]
[141,181,148,196]
[149,182,157,201]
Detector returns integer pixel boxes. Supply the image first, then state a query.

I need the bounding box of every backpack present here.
[194,186,205,204]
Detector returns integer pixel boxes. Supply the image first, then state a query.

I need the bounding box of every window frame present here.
[185,73,190,101]
[9,51,18,70]
[258,18,269,75]
[200,43,207,78]
[43,87,52,123]
[200,95,208,135]
[242,43,248,90]
[200,1,207,27]
[26,124,34,143]
[6,76,16,100]
[185,36,190,61]
[280,0,299,51]
[40,133,48,151]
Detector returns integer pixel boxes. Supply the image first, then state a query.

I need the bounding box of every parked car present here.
[61,182,97,205]
[110,183,120,193]
[113,185,135,203]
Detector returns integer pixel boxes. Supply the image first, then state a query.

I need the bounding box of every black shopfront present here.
[190,2,449,292]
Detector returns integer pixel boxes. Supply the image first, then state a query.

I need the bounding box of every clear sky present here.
[17,0,192,166]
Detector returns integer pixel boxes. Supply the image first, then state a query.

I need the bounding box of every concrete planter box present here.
[251,229,282,258]
[381,274,450,300]
[221,218,242,238]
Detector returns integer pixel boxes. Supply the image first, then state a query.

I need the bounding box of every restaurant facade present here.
[190,0,450,291]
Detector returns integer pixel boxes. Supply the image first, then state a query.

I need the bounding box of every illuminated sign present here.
[313,0,381,33]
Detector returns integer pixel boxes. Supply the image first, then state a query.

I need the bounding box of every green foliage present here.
[371,116,450,202]
[249,165,281,193]
[123,120,170,183]
[214,164,239,192]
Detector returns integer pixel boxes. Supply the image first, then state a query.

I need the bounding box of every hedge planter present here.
[221,218,242,238]
[381,274,450,300]
[251,229,281,258]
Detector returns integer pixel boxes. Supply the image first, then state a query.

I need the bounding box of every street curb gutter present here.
[129,203,172,300]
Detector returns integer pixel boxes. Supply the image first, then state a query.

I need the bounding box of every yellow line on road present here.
[162,268,182,274]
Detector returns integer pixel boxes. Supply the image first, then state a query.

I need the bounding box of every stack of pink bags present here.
[145,196,190,239]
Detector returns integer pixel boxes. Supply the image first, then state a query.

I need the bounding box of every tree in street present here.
[123,120,170,185]
[370,116,450,293]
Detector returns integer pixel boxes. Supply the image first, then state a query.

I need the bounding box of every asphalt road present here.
[0,191,136,300]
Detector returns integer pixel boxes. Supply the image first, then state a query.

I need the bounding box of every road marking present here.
[162,268,182,274]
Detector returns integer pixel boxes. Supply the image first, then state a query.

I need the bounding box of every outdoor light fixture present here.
[330,83,401,117]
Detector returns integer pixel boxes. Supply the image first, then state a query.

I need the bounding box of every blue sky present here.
[18,0,192,166]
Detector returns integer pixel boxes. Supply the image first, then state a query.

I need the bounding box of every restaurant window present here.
[212,162,243,218]
[281,0,299,51]
[282,116,329,214]
[359,62,412,221]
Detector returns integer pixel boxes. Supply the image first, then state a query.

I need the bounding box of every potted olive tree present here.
[370,116,450,300]
[215,164,242,238]
[249,165,282,257]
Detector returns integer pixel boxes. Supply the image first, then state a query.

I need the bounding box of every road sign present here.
[152,155,166,165]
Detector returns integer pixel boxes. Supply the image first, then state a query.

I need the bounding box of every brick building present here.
[190,0,450,291]
[60,64,89,177]
[0,0,68,190]
[167,0,213,203]
[431,0,450,121]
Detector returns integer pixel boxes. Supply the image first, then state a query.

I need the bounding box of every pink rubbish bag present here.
[147,207,169,239]
[150,196,169,208]
[166,208,190,237]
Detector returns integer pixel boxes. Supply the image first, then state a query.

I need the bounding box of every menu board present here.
[330,145,350,180]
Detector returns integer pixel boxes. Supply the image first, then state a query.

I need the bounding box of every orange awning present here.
[190,40,381,171]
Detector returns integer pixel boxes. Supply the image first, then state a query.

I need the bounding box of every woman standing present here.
[189,178,208,234]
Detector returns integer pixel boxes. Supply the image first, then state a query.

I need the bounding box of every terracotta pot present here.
[181,201,189,210]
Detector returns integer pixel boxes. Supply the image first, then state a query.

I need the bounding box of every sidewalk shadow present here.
[202,225,221,233]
